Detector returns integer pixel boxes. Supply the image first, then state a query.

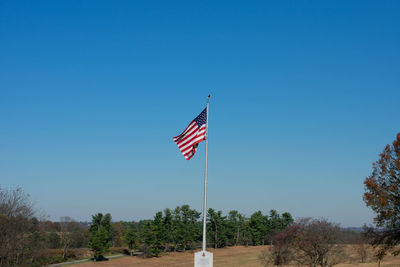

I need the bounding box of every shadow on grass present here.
[90,255,109,262]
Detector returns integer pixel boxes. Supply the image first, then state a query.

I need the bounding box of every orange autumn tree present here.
[364,133,400,254]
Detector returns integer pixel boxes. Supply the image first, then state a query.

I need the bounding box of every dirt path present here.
[48,255,124,267]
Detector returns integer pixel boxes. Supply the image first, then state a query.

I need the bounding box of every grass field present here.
[73,245,400,267]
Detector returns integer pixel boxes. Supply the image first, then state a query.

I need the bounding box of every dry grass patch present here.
[73,245,400,267]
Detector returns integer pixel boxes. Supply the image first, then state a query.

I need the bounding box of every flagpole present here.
[202,95,210,252]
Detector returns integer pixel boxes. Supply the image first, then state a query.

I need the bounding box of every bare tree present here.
[353,243,369,263]
[269,225,298,265]
[258,248,274,267]
[292,218,346,267]
[0,186,34,218]
[60,216,73,259]
[59,216,86,259]
[0,186,41,266]
[349,232,373,264]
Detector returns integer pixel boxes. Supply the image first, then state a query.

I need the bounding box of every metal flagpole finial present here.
[207,94,211,101]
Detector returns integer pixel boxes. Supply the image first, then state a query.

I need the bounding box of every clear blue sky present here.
[1,1,399,227]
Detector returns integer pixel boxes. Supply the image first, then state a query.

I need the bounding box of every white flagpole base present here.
[194,250,213,267]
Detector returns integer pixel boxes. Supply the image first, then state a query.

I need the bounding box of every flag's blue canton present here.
[194,108,207,127]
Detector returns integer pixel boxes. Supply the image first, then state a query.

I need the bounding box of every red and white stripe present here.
[173,121,206,160]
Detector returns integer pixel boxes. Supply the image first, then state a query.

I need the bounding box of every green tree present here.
[207,208,227,248]
[281,212,294,229]
[266,210,281,244]
[123,228,137,256]
[152,211,166,254]
[181,205,201,250]
[242,218,252,247]
[249,211,267,245]
[263,210,294,245]
[140,220,162,257]
[171,206,183,251]
[268,210,280,229]
[89,227,110,260]
[226,210,245,246]
[162,208,174,252]
[88,213,113,260]
[171,205,201,251]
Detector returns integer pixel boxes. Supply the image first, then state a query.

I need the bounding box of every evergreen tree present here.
[152,211,166,254]
[249,211,267,245]
[123,228,137,256]
[172,206,184,251]
[242,218,252,247]
[88,213,113,261]
[226,210,245,246]
[180,205,201,251]
[281,212,294,229]
[140,220,162,257]
[266,209,280,244]
[89,227,110,260]
[162,208,174,252]
[207,208,227,248]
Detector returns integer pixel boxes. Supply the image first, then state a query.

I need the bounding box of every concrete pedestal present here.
[194,250,213,267]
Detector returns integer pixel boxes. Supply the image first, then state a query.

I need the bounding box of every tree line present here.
[0,185,295,265]
[116,205,294,257]
[0,185,364,267]
[0,185,365,267]
[85,205,294,259]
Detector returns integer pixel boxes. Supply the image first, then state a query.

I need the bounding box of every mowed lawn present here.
[74,245,400,267]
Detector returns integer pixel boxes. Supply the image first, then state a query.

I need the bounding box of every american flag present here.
[173,108,207,160]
